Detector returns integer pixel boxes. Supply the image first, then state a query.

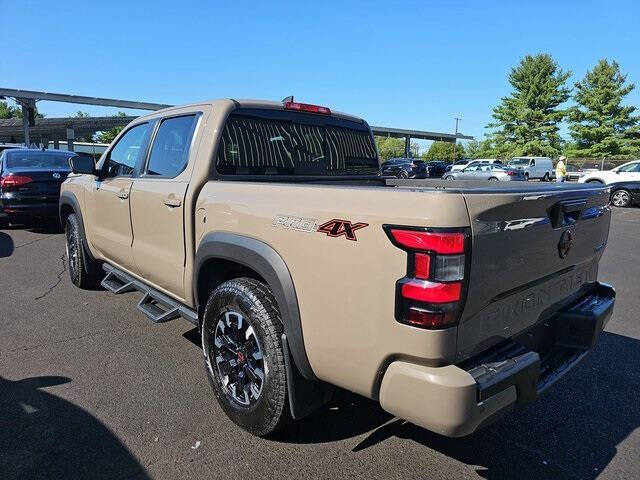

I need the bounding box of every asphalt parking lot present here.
[1,207,639,480]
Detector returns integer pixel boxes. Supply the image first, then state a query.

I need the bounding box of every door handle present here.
[163,197,181,208]
[116,189,129,199]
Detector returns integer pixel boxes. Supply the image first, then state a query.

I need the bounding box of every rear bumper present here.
[379,282,615,437]
[1,193,60,217]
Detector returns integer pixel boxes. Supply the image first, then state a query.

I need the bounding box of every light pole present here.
[452,117,461,163]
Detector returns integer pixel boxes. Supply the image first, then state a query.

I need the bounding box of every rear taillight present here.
[0,175,33,188]
[506,170,516,176]
[284,101,331,115]
[384,225,469,329]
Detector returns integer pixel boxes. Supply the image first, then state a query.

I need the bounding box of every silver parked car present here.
[443,162,526,181]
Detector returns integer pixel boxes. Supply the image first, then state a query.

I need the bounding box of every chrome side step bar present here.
[101,264,198,326]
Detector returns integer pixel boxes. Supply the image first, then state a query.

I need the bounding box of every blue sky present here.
[2,0,639,149]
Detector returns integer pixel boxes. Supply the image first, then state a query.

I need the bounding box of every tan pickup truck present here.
[60,98,615,437]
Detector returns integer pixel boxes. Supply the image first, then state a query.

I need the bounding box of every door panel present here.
[130,179,187,297]
[128,114,198,299]
[86,178,135,269]
[84,122,152,271]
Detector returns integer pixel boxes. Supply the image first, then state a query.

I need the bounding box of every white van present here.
[508,157,553,181]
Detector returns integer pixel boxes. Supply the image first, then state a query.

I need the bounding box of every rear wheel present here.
[488,177,499,182]
[587,179,604,184]
[397,170,409,179]
[201,277,290,436]
[65,214,101,289]
[611,189,632,208]
[444,175,455,181]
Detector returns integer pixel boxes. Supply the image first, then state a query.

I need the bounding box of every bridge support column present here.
[66,128,75,152]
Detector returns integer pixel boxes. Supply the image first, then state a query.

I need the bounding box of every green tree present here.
[422,141,465,161]
[73,111,94,141]
[0,100,44,119]
[95,112,128,144]
[463,140,481,159]
[568,59,640,158]
[487,53,571,157]
[465,138,500,159]
[0,101,21,119]
[375,136,418,161]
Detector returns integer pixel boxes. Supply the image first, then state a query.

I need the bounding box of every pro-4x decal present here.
[317,219,369,241]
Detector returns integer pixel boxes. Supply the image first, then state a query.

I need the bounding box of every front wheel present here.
[65,214,101,289]
[611,189,632,207]
[201,277,290,436]
[444,175,455,181]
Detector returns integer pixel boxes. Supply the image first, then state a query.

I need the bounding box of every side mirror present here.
[69,154,96,175]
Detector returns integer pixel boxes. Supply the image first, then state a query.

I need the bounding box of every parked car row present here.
[379,156,640,208]
[380,158,449,179]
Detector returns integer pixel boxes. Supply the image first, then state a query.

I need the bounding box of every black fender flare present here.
[59,191,95,263]
[194,232,316,382]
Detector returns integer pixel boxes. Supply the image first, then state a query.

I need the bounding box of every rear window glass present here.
[5,151,73,169]
[215,109,378,176]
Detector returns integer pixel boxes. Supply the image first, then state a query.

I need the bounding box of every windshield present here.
[216,109,379,176]
[509,158,531,166]
[5,151,73,169]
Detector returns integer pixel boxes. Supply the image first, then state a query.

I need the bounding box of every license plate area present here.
[464,283,615,404]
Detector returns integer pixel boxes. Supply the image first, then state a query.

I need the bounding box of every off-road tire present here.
[201,277,290,436]
[65,214,101,289]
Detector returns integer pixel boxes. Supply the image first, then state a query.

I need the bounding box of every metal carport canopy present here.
[0,88,171,111]
[370,125,473,143]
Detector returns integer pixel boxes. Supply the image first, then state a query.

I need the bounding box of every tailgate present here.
[457,184,611,360]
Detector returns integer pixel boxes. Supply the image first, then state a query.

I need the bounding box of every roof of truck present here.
[135,98,366,124]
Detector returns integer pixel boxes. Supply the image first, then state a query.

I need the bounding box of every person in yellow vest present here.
[556,156,567,182]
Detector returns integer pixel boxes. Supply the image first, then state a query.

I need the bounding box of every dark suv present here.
[381,158,428,179]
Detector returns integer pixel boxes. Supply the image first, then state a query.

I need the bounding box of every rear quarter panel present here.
[196,182,470,397]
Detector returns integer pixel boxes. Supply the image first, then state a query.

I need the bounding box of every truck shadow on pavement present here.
[279,331,639,479]
[0,375,150,480]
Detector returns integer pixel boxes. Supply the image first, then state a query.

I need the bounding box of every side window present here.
[146,115,197,177]
[530,159,536,166]
[104,123,150,177]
